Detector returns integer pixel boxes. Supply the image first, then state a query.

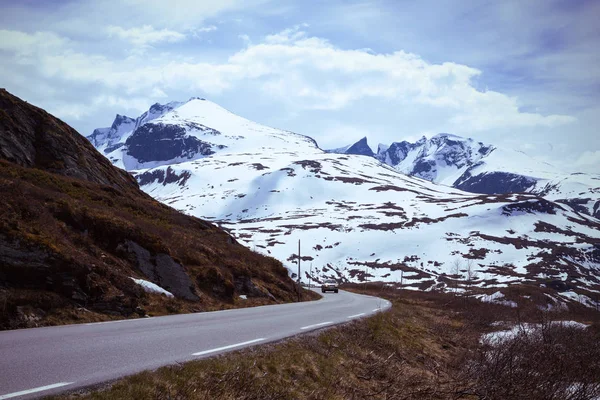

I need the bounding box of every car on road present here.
[321,279,339,293]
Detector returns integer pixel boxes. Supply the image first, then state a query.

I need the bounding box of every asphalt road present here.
[0,289,391,399]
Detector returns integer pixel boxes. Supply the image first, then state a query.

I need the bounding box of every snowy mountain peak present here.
[88,97,320,171]
[377,143,389,154]
[111,114,135,128]
[87,114,136,149]
[376,134,495,184]
[372,133,598,217]
[431,132,465,141]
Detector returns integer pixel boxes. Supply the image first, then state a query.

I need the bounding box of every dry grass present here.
[0,160,304,329]
[52,286,600,400]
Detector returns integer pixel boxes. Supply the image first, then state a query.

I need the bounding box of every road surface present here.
[0,290,390,399]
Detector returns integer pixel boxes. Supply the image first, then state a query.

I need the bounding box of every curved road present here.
[0,290,390,399]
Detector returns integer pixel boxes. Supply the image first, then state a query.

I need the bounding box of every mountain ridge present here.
[87,98,600,309]
[331,134,599,218]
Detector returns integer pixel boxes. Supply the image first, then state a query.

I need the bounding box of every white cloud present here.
[196,25,217,33]
[0,26,578,135]
[0,30,68,56]
[575,151,600,169]
[238,34,251,45]
[106,25,186,46]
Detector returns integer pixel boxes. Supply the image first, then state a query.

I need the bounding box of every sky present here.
[0,0,598,172]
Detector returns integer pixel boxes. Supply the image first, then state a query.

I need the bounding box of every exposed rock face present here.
[0,89,137,192]
[119,241,199,301]
[376,134,494,182]
[379,140,421,165]
[234,275,273,299]
[502,198,563,215]
[88,115,136,148]
[126,123,220,163]
[455,171,538,194]
[344,137,374,157]
[135,167,192,187]
[557,198,600,219]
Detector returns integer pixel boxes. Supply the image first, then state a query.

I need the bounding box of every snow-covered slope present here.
[88,98,317,171]
[88,100,600,301]
[349,134,600,219]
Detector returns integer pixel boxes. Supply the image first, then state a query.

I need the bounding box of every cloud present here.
[575,151,600,169]
[196,25,218,33]
[0,26,576,135]
[224,28,574,131]
[106,25,186,46]
[0,30,68,56]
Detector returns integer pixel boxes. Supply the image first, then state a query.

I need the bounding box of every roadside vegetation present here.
[55,284,600,400]
[0,159,316,330]
[1,89,318,330]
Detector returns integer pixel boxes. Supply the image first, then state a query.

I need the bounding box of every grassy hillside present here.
[0,90,306,330]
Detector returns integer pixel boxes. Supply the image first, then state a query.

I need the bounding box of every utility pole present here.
[297,239,301,302]
[400,270,404,289]
[309,262,313,290]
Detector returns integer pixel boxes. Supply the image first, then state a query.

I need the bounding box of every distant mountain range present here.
[87,98,600,307]
[328,135,599,219]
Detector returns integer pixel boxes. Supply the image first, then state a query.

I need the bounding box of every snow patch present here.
[131,278,174,297]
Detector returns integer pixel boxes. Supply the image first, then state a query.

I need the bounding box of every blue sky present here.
[1,0,598,171]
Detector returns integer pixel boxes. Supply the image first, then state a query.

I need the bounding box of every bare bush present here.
[457,322,600,400]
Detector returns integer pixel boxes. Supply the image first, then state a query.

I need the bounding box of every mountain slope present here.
[89,99,600,307]
[0,89,137,191]
[368,134,600,218]
[0,90,299,330]
[89,97,317,171]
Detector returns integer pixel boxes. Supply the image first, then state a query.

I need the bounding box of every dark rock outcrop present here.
[118,241,199,301]
[0,89,137,192]
[126,123,223,163]
[136,167,192,187]
[344,137,374,157]
[377,140,419,165]
[455,171,537,194]
[502,198,563,215]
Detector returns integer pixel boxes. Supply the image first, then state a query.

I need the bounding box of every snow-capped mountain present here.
[332,135,600,219]
[88,99,600,304]
[87,98,316,171]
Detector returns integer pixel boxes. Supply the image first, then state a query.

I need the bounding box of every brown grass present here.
[53,287,600,400]
[0,160,303,329]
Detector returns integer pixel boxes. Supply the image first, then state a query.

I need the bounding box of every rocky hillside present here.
[0,89,137,191]
[0,89,299,330]
[88,98,600,308]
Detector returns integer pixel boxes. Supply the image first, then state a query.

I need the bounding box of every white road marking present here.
[347,313,365,319]
[192,338,265,356]
[372,308,380,312]
[84,317,155,326]
[300,321,333,330]
[84,320,124,326]
[0,382,74,399]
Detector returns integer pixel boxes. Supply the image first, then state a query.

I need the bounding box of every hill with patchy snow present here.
[330,135,600,219]
[88,99,600,305]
